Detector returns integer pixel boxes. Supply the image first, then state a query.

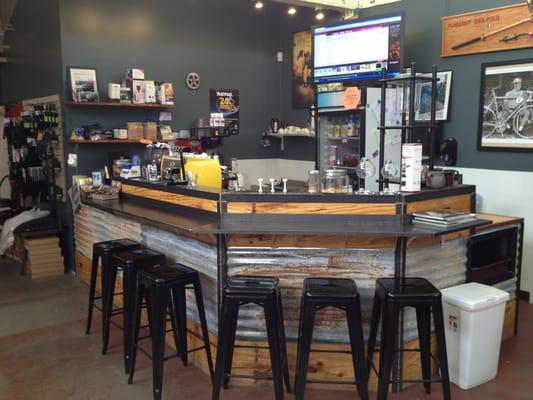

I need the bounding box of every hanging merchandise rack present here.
[377,61,439,191]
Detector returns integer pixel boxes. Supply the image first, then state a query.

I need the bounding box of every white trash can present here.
[441,282,509,390]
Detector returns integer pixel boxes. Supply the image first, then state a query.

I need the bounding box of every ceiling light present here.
[254,1,264,9]
[315,9,325,20]
[288,6,297,15]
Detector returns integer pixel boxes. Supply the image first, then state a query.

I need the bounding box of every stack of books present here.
[412,208,477,228]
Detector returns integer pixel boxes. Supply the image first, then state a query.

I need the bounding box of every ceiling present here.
[271,0,401,12]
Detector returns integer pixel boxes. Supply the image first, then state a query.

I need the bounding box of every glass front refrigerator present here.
[316,89,365,191]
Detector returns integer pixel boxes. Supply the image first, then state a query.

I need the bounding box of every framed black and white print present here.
[478,59,533,152]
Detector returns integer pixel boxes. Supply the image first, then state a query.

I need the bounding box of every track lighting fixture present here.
[288,6,297,15]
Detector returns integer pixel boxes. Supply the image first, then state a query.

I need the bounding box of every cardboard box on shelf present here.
[145,80,156,103]
[143,122,158,142]
[157,82,174,105]
[127,122,144,140]
[126,68,145,80]
[131,79,145,104]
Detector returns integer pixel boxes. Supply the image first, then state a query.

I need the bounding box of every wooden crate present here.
[25,237,64,278]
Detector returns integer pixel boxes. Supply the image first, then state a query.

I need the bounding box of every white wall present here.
[456,167,533,301]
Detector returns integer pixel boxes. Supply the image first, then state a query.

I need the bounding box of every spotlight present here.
[315,9,325,20]
[254,1,264,9]
[288,6,297,15]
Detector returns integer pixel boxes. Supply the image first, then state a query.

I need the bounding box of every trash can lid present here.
[441,282,510,312]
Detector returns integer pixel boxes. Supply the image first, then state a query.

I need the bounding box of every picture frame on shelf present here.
[478,59,533,152]
[67,67,99,102]
[415,70,452,122]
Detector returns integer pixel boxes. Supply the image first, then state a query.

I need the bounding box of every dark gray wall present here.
[358,0,533,171]
[58,0,327,174]
[0,0,63,103]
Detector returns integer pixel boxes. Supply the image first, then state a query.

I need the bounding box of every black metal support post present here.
[378,68,388,192]
[216,234,228,334]
[392,236,408,393]
[429,65,438,170]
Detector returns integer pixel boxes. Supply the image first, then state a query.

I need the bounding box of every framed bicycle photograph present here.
[478,59,533,152]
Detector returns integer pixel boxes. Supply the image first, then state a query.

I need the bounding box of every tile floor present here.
[0,260,531,400]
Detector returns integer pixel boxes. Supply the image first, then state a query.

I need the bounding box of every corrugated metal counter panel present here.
[74,206,468,344]
[228,238,467,343]
[74,206,143,259]
[141,224,220,333]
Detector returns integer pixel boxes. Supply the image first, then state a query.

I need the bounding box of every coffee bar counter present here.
[74,179,521,390]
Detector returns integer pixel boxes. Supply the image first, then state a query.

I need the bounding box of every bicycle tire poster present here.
[479,60,533,151]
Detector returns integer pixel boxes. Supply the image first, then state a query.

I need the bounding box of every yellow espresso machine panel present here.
[184,158,222,189]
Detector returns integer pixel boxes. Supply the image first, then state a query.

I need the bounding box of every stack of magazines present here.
[412,208,477,228]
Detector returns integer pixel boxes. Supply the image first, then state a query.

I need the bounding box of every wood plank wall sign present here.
[442,2,533,57]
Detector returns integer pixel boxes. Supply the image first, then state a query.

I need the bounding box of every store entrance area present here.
[0,259,531,400]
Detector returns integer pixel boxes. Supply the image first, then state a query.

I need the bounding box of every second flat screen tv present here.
[313,13,404,84]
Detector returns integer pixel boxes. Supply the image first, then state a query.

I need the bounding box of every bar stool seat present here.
[212,276,292,400]
[106,248,166,374]
[305,277,359,298]
[294,277,368,400]
[367,277,451,400]
[85,239,140,336]
[128,263,214,400]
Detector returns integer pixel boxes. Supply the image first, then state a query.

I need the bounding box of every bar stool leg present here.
[128,282,145,384]
[193,279,215,382]
[264,294,285,400]
[416,305,432,394]
[377,303,399,400]
[102,261,118,355]
[167,292,181,360]
[275,289,292,393]
[212,296,235,400]
[122,268,138,374]
[367,292,382,375]
[432,301,451,400]
[346,298,369,400]
[222,299,239,389]
[294,299,315,400]
[171,285,188,366]
[86,253,100,335]
[148,285,170,400]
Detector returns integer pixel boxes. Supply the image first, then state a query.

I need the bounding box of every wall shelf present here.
[64,101,175,110]
[266,133,315,151]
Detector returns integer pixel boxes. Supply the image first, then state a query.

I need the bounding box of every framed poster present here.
[209,89,239,136]
[415,71,453,121]
[478,59,533,152]
[67,67,99,102]
[292,30,314,109]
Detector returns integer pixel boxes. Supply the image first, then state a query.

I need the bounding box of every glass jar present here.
[321,169,349,194]
[308,170,320,193]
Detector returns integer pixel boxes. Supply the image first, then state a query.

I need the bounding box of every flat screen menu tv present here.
[313,14,403,84]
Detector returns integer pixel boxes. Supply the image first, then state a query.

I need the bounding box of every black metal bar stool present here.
[294,277,368,400]
[212,276,292,400]
[85,239,140,335]
[107,248,166,374]
[367,277,451,400]
[128,263,214,400]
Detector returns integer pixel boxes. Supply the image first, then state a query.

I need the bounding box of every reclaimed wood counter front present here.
[73,181,518,391]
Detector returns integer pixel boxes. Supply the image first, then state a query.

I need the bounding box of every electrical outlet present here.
[277,51,283,62]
